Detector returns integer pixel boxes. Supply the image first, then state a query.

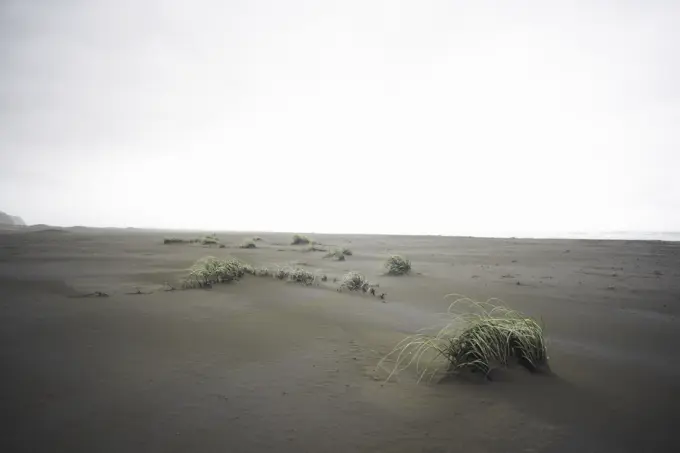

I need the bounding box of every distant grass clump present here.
[182,256,250,289]
[379,296,548,382]
[341,271,371,292]
[269,266,317,285]
[384,255,411,275]
[291,234,311,245]
[306,244,326,252]
[163,237,199,245]
[240,240,256,249]
[324,249,346,261]
[255,267,271,277]
[288,268,317,285]
[253,236,263,241]
[201,235,220,245]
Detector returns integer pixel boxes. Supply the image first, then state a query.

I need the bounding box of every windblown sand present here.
[1,228,678,452]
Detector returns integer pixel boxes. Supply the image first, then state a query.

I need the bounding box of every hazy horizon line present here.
[8,223,680,242]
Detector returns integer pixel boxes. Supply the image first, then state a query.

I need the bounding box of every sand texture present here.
[1,228,679,452]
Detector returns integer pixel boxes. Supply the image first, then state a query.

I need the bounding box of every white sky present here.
[1,0,678,235]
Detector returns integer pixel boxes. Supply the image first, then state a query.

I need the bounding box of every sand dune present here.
[0,228,678,452]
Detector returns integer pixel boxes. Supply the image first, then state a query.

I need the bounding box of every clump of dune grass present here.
[240,240,256,249]
[341,247,352,256]
[384,255,411,275]
[253,236,263,241]
[201,235,220,246]
[273,267,289,280]
[269,266,317,285]
[378,296,548,382]
[324,249,346,261]
[291,234,311,245]
[288,268,317,285]
[306,243,326,252]
[181,256,250,289]
[341,271,371,292]
[255,267,272,277]
[241,263,255,275]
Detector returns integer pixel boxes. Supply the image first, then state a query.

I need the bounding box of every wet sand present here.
[1,228,679,452]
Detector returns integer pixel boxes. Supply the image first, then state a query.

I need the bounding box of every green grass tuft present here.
[378,296,548,382]
[384,255,411,275]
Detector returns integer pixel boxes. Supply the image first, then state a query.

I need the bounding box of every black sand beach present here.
[1,228,679,452]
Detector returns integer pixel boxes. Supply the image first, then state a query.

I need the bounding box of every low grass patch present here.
[269,266,318,285]
[341,247,352,256]
[163,237,199,244]
[291,234,311,245]
[378,296,548,382]
[182,257,323,289]
[201,235,220,246]
[324,249,346,261]
[240,240,256,249]
[340,271,372,292]
[306,244,326,252]
[384,255,411,275]
[255,267,272,277]
[181,256,251,289]
[288,267,317,285]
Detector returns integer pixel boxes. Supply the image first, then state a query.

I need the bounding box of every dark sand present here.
[1,228,679,452]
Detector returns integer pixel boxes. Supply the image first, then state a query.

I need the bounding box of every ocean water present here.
[562,231,680,242]
[488,231,680,242]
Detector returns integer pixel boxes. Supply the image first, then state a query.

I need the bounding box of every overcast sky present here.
[1,0,678,235]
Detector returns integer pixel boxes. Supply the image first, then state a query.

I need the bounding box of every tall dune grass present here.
[378,296,548,382]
